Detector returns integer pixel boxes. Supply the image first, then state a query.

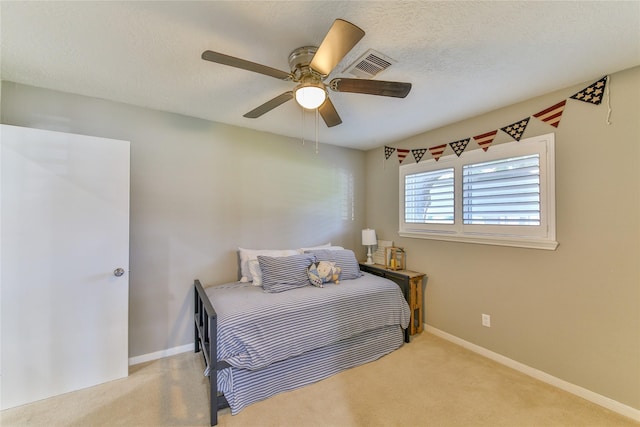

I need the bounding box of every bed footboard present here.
[194,279,230,426]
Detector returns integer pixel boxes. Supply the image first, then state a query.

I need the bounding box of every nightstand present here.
[359,263,425,338]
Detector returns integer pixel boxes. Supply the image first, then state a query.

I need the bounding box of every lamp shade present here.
[362,229,377,246]
[294,84,327,109]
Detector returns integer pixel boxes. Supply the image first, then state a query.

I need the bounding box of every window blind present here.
[462,154,540,225]
[404,168,454,224]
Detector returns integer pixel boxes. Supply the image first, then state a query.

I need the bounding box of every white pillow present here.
[297,242,331,253]
[238,247,298,281]
[248,260,263,286]
[298,244,344,254]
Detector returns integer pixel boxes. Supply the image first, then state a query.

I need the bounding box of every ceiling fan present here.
[201,19,411,128]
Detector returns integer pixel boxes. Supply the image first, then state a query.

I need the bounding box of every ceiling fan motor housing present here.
[289,46,327,109]
[288,46,321,80]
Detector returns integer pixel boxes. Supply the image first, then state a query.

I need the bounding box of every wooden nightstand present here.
[359,263,426,338]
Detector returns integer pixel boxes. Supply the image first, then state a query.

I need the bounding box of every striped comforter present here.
[205,272,410,371]
[218,324,404,414]
[204,272,410,414]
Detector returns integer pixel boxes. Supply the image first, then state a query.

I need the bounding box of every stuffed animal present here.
[307,261,341,287]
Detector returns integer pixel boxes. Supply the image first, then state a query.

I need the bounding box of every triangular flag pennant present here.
[384,146,396,160]
[412,148,428,163]
[397,148,410,163]
[501,117,530,141]
[449,138,470,157]
[473,130,497,152]
[429,144,447,161]
[570,76,607,105]
[533,100,566,128]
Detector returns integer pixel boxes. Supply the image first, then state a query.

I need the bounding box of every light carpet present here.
[2,332,638,426]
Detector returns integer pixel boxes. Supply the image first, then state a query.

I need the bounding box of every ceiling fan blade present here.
[310,19,365,76]
[243,92,294,118]
[318,97,342,127]
[329,78,412,98]
[202,50,292,80]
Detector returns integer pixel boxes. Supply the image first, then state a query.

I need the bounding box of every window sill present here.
[398,230,558,250]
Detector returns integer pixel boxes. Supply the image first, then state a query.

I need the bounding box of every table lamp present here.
[362,228,377,265]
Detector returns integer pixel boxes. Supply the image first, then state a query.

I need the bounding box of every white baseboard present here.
[128,343,193,366]
[424,325,640,422]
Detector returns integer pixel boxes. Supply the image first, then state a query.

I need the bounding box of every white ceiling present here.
[2,1,639,150]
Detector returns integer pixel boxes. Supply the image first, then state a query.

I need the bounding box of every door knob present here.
[114,268,125,277]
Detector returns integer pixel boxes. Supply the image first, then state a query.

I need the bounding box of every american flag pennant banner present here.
[429,144,448,161]
[382,73,615,165]
[412,148,428,163]
[397,148,410,163]
[501,117,530,141]
[570,76,607,105]
[449,138,470,157]
[473,130,497,152]
[384,146,396,160]
[533,100,566,128]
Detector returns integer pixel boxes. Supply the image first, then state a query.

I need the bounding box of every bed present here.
[194,248,410,426]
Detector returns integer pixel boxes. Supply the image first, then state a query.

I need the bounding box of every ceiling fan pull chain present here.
[315,109,319,154]
[606,75,612,125]
[301,107,306,145]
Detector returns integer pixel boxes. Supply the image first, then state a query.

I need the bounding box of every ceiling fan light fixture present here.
[294,84,327,110]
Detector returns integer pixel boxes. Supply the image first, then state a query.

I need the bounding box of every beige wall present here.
[1,82,367,358]
[365,66,640,409]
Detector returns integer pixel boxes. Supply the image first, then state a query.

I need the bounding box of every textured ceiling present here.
[1,1,639,150]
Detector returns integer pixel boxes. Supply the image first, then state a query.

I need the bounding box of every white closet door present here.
[0,125,130,410]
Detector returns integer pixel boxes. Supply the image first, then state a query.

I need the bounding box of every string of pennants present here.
[385,76,609,164]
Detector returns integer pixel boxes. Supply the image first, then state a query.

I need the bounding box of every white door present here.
[0,124,130,410]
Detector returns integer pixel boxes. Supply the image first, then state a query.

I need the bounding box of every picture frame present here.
[372,240,393,265]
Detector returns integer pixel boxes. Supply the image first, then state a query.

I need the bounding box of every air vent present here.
[344,49,395,79]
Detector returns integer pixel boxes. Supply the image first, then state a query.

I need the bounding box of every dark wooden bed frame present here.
[194,279,229,426]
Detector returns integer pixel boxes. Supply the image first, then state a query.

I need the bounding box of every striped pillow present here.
[257,253,316,293]
[238,247,298,281]
[307,249,362,280]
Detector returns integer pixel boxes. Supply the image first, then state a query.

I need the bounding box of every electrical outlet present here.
[482,313,491,327]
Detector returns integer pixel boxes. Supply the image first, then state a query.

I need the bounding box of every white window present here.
[399,133,557,250]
